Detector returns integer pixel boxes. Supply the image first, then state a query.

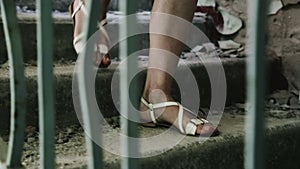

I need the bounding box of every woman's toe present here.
[196,124,219,137]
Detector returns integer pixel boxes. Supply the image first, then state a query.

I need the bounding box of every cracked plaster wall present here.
[217,0,300,92]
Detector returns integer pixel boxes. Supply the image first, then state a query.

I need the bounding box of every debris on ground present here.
[180,40,245,61]
[269,0,284,15]
[267,90,300,107]
[218,40,241,50]
[196,0,243,35]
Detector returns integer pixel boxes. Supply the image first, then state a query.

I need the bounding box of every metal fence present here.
[0,0,268,168]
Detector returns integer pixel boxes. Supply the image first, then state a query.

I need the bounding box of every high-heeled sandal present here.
[69,0,111,68]
[140,97,219,136]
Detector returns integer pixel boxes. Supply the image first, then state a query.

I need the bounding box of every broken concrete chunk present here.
[237,46,245,52]
[218,40,241,50]
[197,0,216,7]
[290,90,300,104]
[138,55,149,61]
[222,49,237,55]
[191,45,205,52]
[282,0,300,6]
[229,54,239,58]
[182,52,197,60]
[268,90,290,104]
[216,7,243,35]
[236,103,251,112]
[195,52,206,58]
[232,0,247,14]
[191,43,217,57]
[202,42,216,52]
[269,0,283,15]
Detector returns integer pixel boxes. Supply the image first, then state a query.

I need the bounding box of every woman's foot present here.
[69,0,111,68]
[139,89,219,136]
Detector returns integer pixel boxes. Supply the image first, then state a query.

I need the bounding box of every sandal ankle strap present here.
[141,97,185,132]
[71,0,87,18]
[141,97,179,124]
[71,0,108,27]
[98,19,108,27]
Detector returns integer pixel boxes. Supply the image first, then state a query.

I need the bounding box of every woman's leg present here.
[71,0,111,67]
[72,0,110,38]
[141,0,217,135]
[100,0,110,21]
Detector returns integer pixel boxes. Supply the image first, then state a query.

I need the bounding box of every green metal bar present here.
[0,0,26,167]
[245,0,269,169]
[36,0,55,168]
[77,0,103,168]
[119,1,140,169]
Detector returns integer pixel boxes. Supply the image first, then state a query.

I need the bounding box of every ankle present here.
[73,0,82,9]
[143,88,173,104]
[141,88,176,122]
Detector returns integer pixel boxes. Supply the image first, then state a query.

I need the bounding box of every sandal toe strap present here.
[185,118,209,135]
[185,122,198,135]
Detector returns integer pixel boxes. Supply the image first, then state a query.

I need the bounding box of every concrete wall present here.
[268,3,300,92]
[215,0,300,92]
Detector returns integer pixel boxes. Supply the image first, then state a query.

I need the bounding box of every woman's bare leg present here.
[72,0,110,38]
[141,0,217,135]
[71,0,111,67]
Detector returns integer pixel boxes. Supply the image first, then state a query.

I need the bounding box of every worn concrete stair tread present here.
[103,114,300,169]
[0,57,298,168]
[1,111,299,169]
[0,57,288,130]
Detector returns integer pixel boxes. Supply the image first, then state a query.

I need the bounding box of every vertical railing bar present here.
[36,0,55,168]
[119,1,140,169]
[245,0,269,169]
[0,0,27,167]
[77,0,103,168]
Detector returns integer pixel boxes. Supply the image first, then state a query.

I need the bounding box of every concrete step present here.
[1,109,299,169]
[0,12,219,64]
[0,57,288,131]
